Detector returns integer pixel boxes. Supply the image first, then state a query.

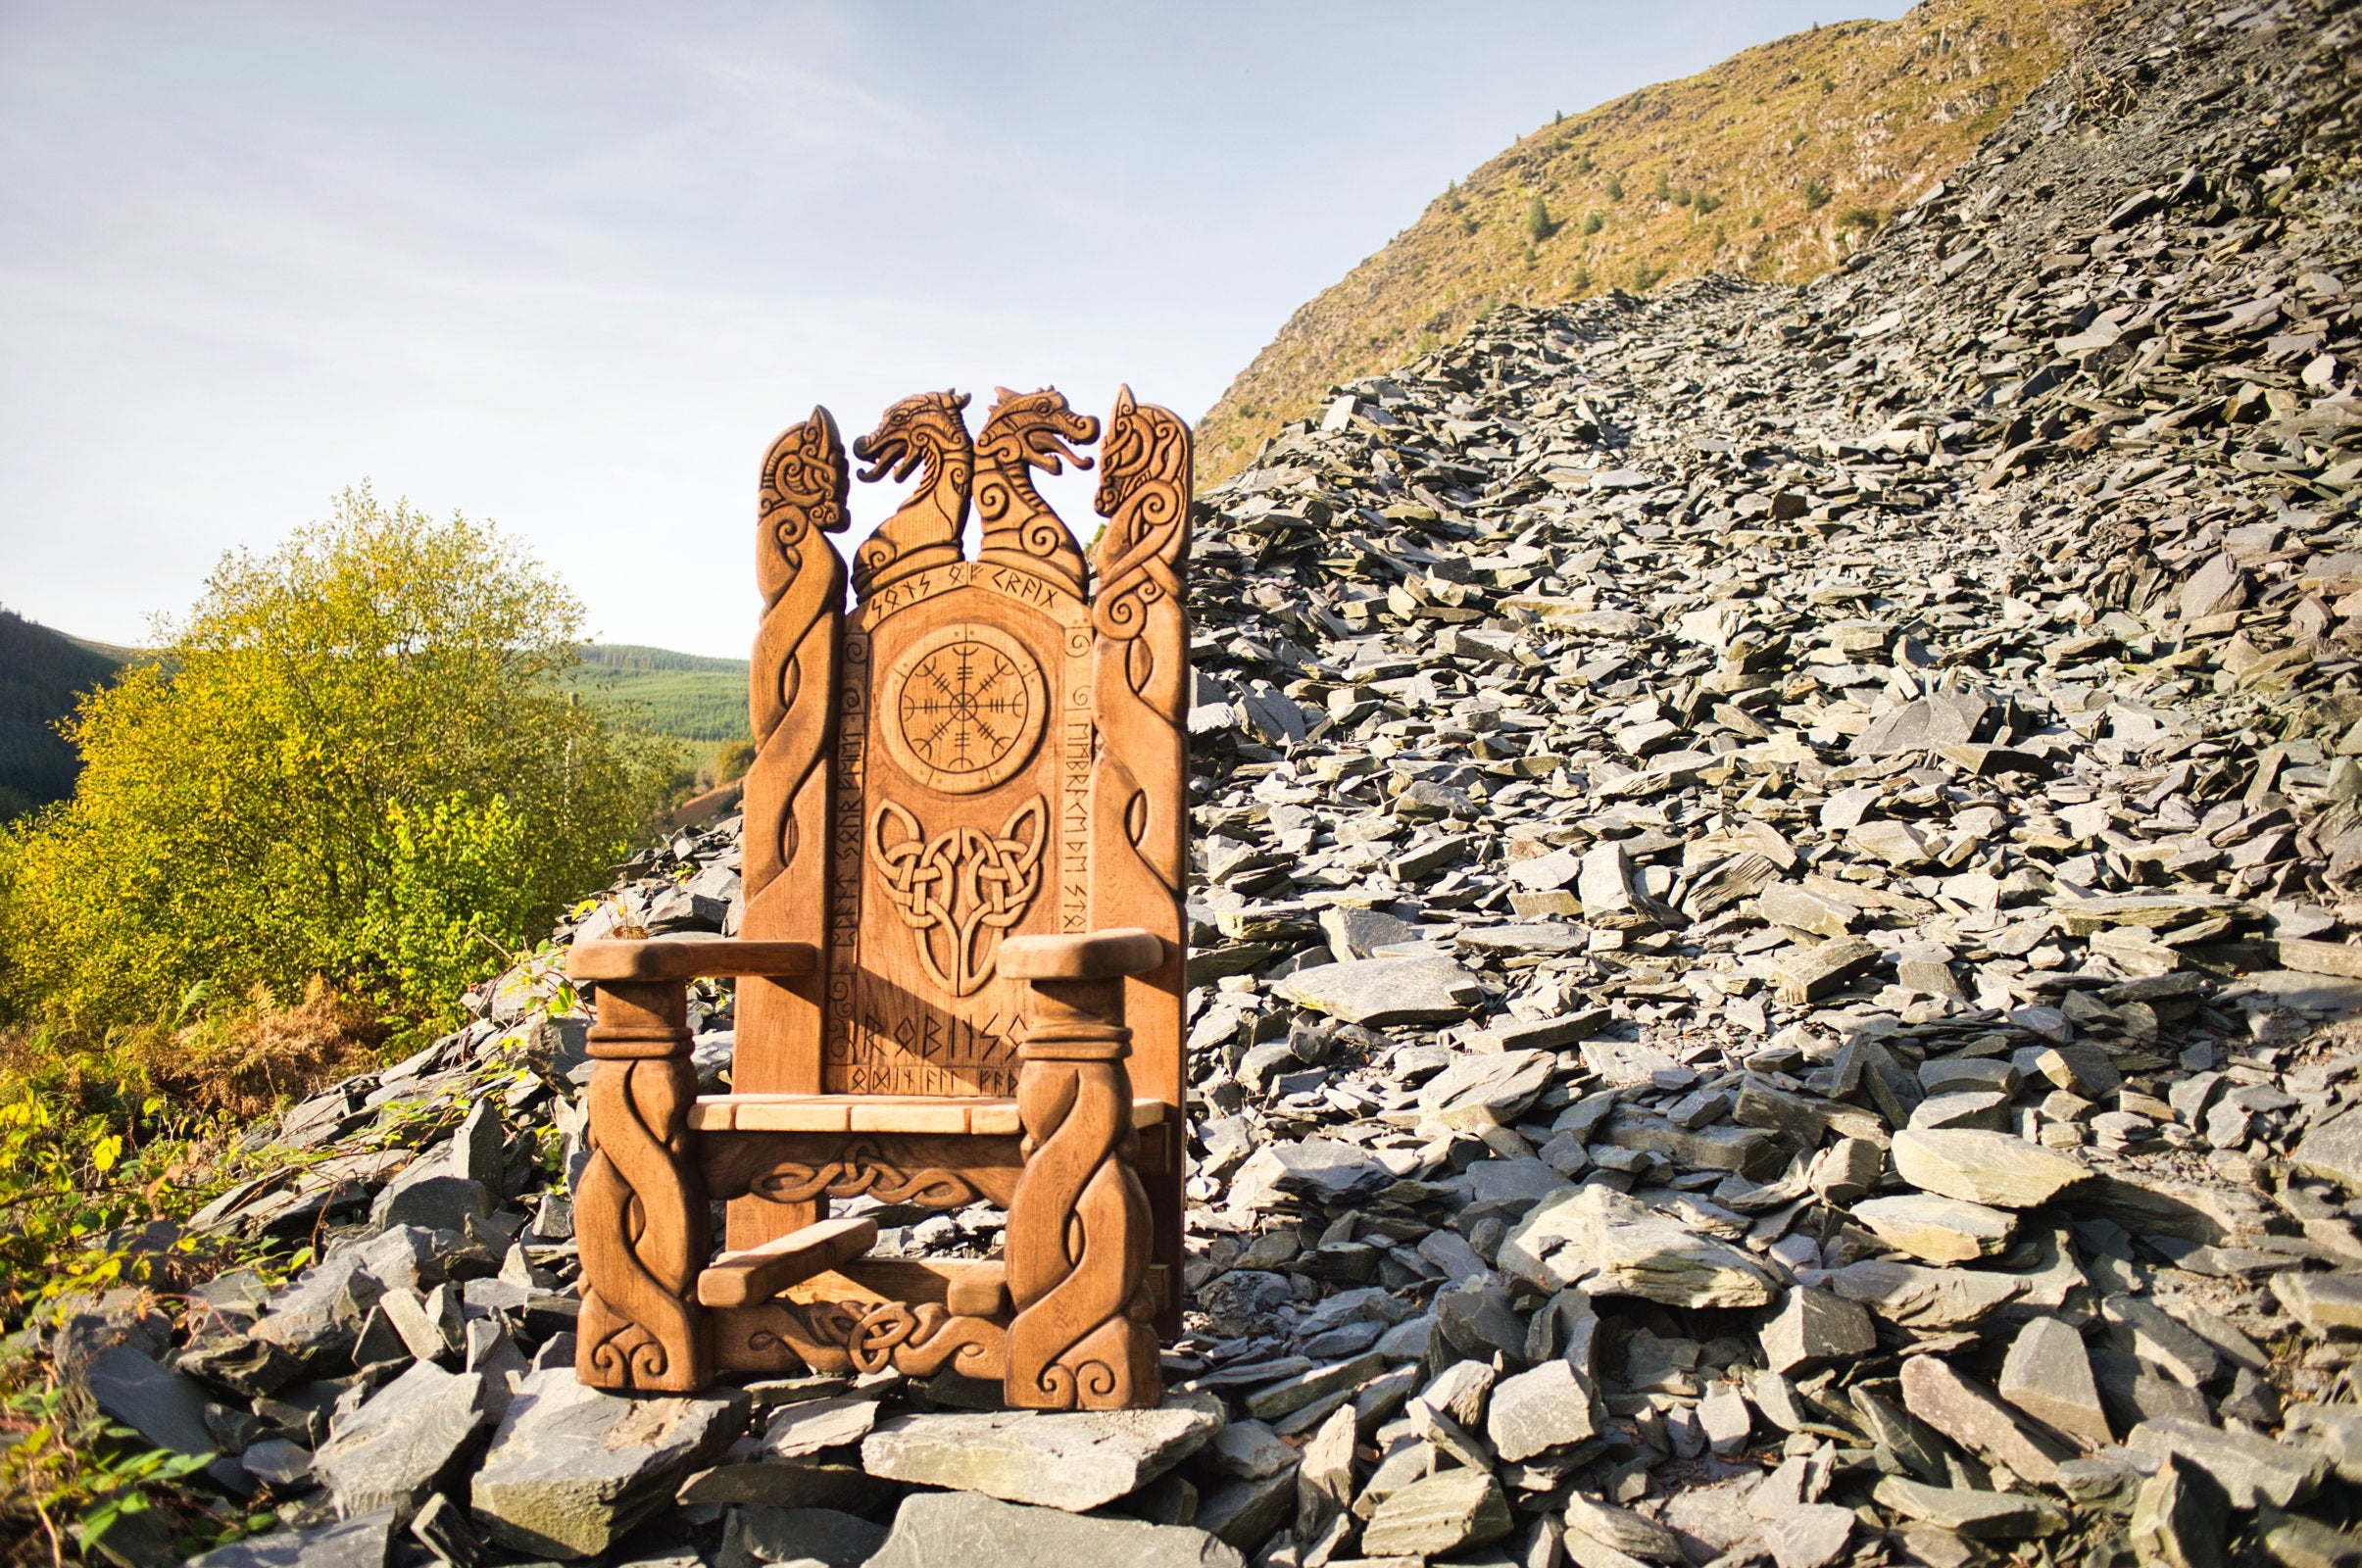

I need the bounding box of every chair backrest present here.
[730,386,1191,1112]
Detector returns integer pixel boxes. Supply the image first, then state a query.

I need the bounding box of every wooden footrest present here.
[697,1216,877,1307]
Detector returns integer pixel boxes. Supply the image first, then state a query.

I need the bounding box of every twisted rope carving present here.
[748,409,849,942]
[1006,1054,1154,1407]
[1091,387,1192,907]
[870,795,1047,996]
[577,1056,705,1389]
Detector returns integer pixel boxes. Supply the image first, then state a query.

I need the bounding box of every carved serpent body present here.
[851,391,972,596]
[975,387,1099,597]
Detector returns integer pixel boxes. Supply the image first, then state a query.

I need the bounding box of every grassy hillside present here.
[1196,0,2118,481]
[566,643,751,746]
[0,609,124,819]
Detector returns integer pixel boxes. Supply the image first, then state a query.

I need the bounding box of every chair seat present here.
[689,1094,1173,1136]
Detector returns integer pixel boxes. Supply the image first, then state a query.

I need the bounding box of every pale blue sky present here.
[1,1,1904,656]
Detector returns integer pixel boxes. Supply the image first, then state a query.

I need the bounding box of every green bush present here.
[1804,177,1832,210]
[1582,211,1604,235]
[1603,172,1625,201]
[1524,194,1555,243]
[0,488,674,1043]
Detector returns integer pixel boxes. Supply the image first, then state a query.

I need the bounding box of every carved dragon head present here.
[978,387,1099,477]
[853,390,972,486]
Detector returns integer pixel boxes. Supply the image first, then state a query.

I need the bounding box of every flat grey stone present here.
[757,1391,879,1459]
[1824,1259,2024,1328]
[470,1367,749,1558]
[1872,1477,2065,1538]
[863,1490,1246,1568]
[1760,1287,1876,1374]
[1485,1359,1596,1461]
[2130,1454,2230,1568]
[81,1346,215,1457]
[1853,1194,2016,1263]
[1852,692,1989,758]
[1998,1315,2111,1447]
[860,1404,1221,1513]
[1500,1185,1776,1307]
[185,1507,402,1568]
[1764,1502,1856,1568]
[315,1359,485,1517]
[1900,1354,2068,1485]
[2127,1417,2328,1508]
[1358,1467,1513,1558]
[2293,1105,2362,1194]
[1891,1128,2091,1208]
[1274,956,1486,1026]
[715,1505,886,1568]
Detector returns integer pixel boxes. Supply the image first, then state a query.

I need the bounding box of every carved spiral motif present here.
[1006,1052,1154,1407]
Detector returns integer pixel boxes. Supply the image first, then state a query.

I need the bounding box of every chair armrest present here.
[568,937,819,984]
[1000,928,1165,982]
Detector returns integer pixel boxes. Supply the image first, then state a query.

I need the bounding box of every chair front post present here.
[575,977,712,1391]
[1004,974,1161,1410]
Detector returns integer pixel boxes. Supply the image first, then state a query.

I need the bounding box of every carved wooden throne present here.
[569,385,1190,1410]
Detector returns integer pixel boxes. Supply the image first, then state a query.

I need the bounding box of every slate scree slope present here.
[50,2,2362,1564]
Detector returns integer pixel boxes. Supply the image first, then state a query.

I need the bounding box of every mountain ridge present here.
[1194,0,2121,482]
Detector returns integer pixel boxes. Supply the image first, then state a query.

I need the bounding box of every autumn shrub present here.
[0,488,675,1046]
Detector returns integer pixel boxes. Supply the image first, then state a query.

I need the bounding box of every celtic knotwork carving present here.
[871,795,1047,996]
[748,1136,984,1207]
[728,1299,1008,1381]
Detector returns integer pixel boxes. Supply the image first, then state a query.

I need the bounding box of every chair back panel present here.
[736,385,1190,1109]
[829,573,1094,1095]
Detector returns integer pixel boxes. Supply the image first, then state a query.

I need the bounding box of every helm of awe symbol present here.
[881,622,1048,795]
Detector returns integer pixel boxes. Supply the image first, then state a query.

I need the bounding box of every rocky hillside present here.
[37,1,2362,1564]
[1195,0,2121,482]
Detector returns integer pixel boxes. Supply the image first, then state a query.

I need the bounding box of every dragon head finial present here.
[980,387,1100,476]
[854,390,972,486]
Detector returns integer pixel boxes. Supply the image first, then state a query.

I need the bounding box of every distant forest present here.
[0,609,124,820]
[565,642,751,744]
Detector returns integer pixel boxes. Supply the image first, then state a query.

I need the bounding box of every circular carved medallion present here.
[880,623,1048,794]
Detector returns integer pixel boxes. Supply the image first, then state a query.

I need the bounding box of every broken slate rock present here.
[1486,1359,1597,1461]
[1853,1193,2017,1262]
[1273,956,1486,1026]
[81,1346,216,1459]
[1501,1185,1776,1307]
[860,1404,1221,1513]
[1759,1287,1877,1375]
[1358,1467,1514,1558]
[470,1368,749,1558]
[1891,1128,2091,1208]
[863,1490,1247,1568]
[1998,1316,2112,1447]
[316,1359,486,1518]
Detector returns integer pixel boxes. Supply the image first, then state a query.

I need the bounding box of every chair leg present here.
[575,978,712,1392]
[1005,975,1162,1410]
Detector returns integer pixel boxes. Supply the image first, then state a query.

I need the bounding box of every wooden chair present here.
[568,386,1191,1410]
